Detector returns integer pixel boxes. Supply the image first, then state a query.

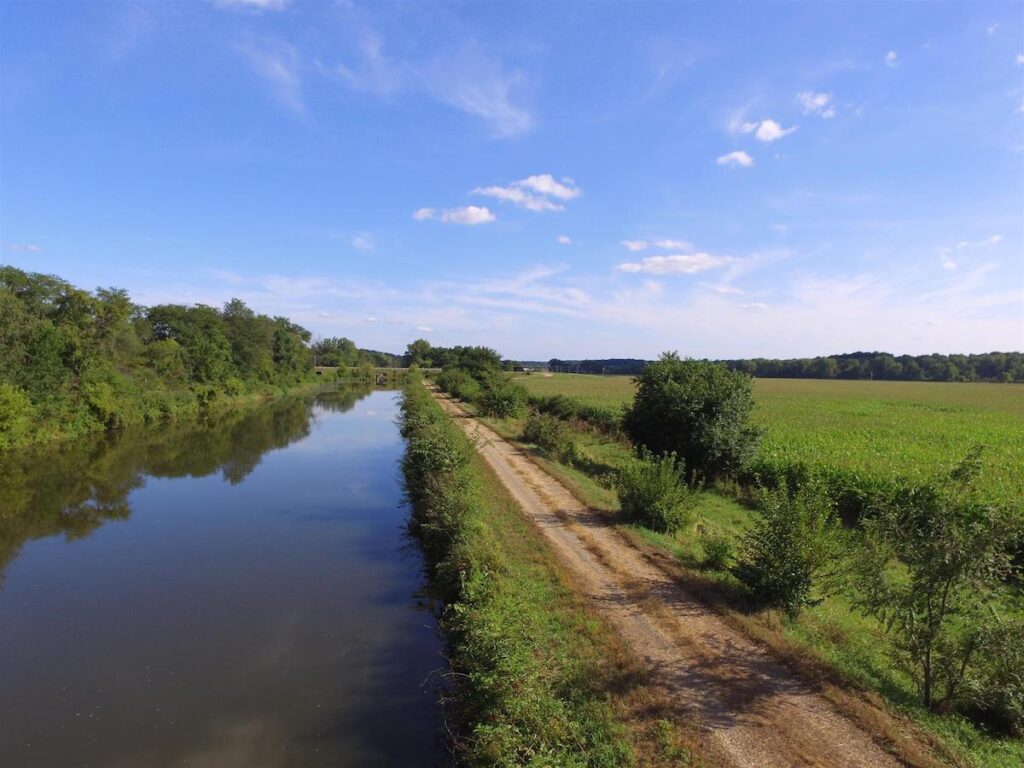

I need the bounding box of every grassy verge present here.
[400,380,711,766]
[466,405,1023,768]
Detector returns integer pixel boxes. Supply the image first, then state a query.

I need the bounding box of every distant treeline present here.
[546,351,1024,382]
[0,266,383,448]
[310,336,402,368]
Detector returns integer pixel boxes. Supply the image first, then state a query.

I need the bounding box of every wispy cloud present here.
[884,50,899,68]
[413,205,496,225]
[351,233,374,251]
[557,235,572,245]
[796,91,836,118]
[618,238,692,252]
[717,150,753,167]
[330,30,533,137]
[2,242,43,253]
[618,253,733,275]
[237,39,304,114]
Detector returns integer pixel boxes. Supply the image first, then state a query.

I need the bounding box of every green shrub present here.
[616,450,698,534]
[962,617,1024,735]
[0,382,34,448]
[477,376,527,419]
[437,368,482,403]
[699,528,735,571]
[522,411,579,464]
[733,483,837,616]
[623,352,760,481]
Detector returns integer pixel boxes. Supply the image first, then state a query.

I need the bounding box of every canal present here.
[0,388,445,767]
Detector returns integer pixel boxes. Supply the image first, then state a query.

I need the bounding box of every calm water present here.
[0,389,445,767]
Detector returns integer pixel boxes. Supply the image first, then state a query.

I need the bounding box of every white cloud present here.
[956,234,1002,249]
[557,235,572,245]
[730,118,797,141]
[416,325,433,333]
[351,234,374,251]
[754,119,797,142]
[710,284,744,294]
[885,50,898,68]
[652,238,691,250]
[215,0,288,10]
[940,253,957,271]
[1017,54,1024,65]
[2,242,43,253]
[472,185,561,212]
[740,302,769,310]
[717,150,754,167]
[619,238,692,252]
[796,91,836,118]
[473,174,581,212]
[987,24,998,36]
[414,205,496,225]
[517,174,581,200]
[618,253,733,275]
[237,40,304,114]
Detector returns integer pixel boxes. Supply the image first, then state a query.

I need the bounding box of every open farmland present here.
[514,373,1024,501]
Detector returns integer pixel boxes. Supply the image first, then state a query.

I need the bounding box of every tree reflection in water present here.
[0,386,374,581]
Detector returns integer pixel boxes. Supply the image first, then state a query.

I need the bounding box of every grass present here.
[401,382,709,766]
[472,402,1024,768]
[514,374,1024,503]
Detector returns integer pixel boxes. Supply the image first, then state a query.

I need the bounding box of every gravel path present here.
[435,391,909,768]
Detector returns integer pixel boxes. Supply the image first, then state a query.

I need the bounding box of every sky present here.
[1,0,1022,360]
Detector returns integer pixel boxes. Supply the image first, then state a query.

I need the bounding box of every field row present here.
[514,374,1024,501]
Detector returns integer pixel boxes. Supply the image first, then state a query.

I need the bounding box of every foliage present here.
[546,351,1024,382]
[0,266,323,448]
[961,616,1024,735]
[476,374,528,419]
[616,450,699,534]
[0,383,33,448]
[849,448,1021,713]
[402,338,502,373]
[733,483,838,616]
[522,411,579,464]
[436,368,483,402]
[623,353,760,481]
[698,528,734,571]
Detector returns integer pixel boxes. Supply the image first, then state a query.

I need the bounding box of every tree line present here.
[547,351,1024,382]
[0,267,383,448]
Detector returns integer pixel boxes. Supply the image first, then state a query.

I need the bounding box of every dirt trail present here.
[434,391,909,768]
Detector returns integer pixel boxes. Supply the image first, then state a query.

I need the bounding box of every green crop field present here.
[514,373,1024,500]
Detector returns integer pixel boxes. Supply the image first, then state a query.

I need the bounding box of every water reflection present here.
[0,386,370,583]
[0,387,445,767]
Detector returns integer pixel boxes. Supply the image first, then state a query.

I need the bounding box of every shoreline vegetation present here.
[401,374,724,766]
[416,344,1022,768]
[0,266,405,452]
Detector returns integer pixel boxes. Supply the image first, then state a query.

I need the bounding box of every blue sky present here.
[2,0,1022,359]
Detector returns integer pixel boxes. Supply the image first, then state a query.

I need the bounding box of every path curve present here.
[435,391,907,768]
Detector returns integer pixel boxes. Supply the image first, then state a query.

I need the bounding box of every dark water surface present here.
[0,389,445,767]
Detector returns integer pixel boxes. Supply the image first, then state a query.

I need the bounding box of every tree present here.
[623,352,760,480]
[850,448,1020,711]
[404,338,433,367]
